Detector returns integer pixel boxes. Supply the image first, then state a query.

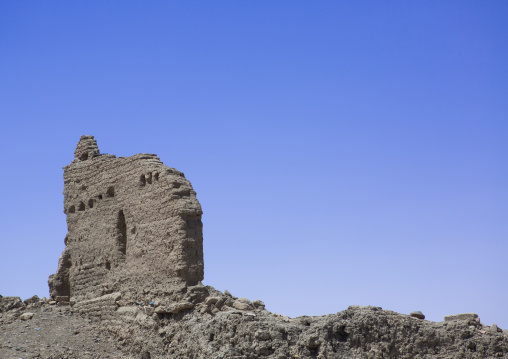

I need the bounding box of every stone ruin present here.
[33,136,507,358]
[49,135,204,303]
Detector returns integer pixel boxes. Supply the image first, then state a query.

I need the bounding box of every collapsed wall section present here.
[49,135,204,302]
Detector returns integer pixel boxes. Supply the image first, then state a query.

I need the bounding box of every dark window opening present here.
[105,260,111,270]
[107,186,114,197]
[79,153,88,161]
[116,210,127,257]
[154,172,159,181]
[78,202,85,211]
[98,194,103,200]
[68,205,75,213]
[140,175,146,187]
[88,199,94,208]
[146,173,152,184]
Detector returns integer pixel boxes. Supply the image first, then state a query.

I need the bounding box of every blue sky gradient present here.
[1,1,507,328]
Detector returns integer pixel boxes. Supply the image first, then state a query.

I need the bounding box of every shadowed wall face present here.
[49,136,204,301]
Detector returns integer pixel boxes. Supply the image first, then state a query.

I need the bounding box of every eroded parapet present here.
[73,135,100,161]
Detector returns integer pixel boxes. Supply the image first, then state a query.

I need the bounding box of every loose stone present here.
[410,311,425,319]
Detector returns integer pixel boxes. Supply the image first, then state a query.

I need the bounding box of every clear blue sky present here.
[1,1,507,328]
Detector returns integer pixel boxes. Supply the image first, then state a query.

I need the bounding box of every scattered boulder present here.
[156,302,195,314]
[186,284,209,303]
[255,330,271,341]
[20,312,34,321]
[233,300,253,311]
[168,302,194,314]
[490,323,501,333]
[144,307,154,316]
[237,297,252,305]
[223,297,235,308]
[204,297,220,306]
[252,299,265,308]
[410,311,425,319]
[0,296,23,312]
[23,295,40,306]
[444,313,479,322]
[214,297,227,309]
[154,306,167,314]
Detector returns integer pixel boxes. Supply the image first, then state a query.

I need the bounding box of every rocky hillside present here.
[2,136,507,358]
[2,290,508,359]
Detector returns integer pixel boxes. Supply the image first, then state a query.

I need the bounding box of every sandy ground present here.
[0,303,131,359]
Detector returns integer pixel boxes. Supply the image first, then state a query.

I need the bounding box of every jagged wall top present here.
[74,135,100,161]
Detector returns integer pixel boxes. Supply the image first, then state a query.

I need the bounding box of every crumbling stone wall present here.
[38,136,508,359]
[49,135,203,302]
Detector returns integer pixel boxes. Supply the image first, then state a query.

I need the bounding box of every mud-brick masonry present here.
[49,135,203,302]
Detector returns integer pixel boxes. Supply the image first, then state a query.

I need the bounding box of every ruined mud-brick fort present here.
[1,135,507,359]
[49,135,203,303]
